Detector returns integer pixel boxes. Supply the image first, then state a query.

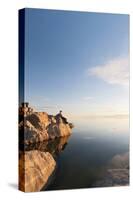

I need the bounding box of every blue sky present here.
[24,8,129,118]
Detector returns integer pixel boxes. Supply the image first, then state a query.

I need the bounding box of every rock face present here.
[19,104,73,144]
[19,150,56,192]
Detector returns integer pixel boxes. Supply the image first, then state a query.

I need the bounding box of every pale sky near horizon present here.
[24,8,129,118]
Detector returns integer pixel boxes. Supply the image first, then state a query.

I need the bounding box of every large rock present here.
[19,111,73,144]
[19,150,56,192]
[26,112,50,130]
[19,136,70,192]
[19,119,49,144]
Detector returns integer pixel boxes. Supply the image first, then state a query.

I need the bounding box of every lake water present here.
[42,117,129,190]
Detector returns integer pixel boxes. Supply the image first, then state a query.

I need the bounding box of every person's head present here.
[59,110,62,114]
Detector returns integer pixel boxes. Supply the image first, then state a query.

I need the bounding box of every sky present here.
[24,8,129,118]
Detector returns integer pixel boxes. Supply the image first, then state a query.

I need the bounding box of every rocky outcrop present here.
[19,150,56,192]
[19,105,73,144]
[19,103,73,192]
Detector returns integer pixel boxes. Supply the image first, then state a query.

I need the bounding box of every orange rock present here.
[19,150,56,192]
[19,105,73,144]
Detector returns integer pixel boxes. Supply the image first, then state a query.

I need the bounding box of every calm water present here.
[42,117,129,190]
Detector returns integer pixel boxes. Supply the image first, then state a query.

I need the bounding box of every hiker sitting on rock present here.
[55,110,68,124]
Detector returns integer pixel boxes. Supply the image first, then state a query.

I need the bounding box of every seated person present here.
[55,110,68,124]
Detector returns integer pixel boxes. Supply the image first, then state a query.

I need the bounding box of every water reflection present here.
[24,136,70,156]
[93,152,129,187]
[19,117,129,191]
[46,118,129,190]
[109,152,129,169]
